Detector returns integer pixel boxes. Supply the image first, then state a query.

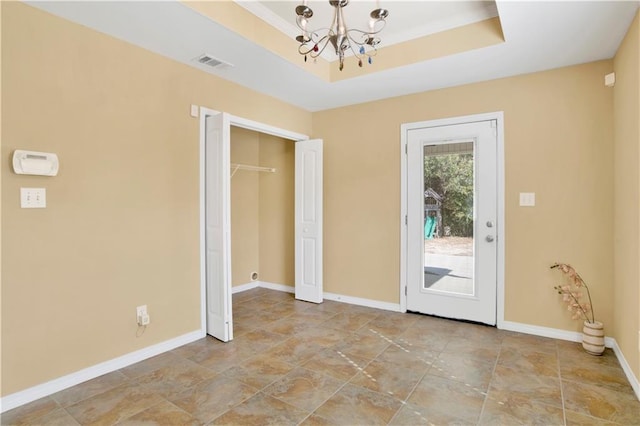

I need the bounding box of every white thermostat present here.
[12,150,59,176]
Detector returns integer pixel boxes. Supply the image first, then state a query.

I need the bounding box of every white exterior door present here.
[407,120,497,325]
[205,113,233,341]
[295,139,323,303]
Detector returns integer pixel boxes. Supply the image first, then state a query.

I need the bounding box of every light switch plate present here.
[519,192,535,207]
[21,187,46,208]
[190,104,199,118]
[604,72,615,87]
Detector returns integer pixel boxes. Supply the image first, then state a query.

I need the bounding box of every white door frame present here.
[400,111,506,328]
[199,107,309,335]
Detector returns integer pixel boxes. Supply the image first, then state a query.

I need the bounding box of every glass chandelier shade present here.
[295,0,389,71]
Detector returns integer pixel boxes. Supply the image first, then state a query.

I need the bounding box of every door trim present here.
[400,112,505,328]
[199,107,309,335]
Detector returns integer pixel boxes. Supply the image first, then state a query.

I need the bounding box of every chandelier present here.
[295,0,389,71]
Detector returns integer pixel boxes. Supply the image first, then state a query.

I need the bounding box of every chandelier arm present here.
[346,41,363,60]
[345,33,379,56]
[300,26,336,42]
[345,38,378,59]
[347,32,382,53]
[298,35,331,57]
[311,36,333,58]
[298,44,313,56]
[345,19,387,37]
[346,32,368,48]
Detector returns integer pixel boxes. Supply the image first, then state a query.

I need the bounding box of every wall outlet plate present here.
[519,192,535,207]
[136,305,150,326]
[21,187,46,208]
[136,305,147,318]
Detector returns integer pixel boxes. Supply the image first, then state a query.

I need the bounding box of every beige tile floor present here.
[3,288,640,425]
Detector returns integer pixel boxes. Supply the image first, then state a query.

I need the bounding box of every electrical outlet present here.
[136,305,146,318]
[136,305,150,326]
[139,313,150,326]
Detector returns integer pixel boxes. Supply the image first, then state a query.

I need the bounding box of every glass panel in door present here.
[423,142,475,296]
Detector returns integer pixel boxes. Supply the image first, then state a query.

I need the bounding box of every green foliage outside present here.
[424,153,474,237]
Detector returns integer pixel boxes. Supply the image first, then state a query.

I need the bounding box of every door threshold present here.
[406,310,497,328]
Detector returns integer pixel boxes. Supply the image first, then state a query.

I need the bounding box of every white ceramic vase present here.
[582,320,605,355]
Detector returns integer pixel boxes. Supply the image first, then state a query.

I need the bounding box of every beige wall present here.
[313,61,614,334]
[259,134,295,287]
[613,10,640,380]
[1,2,311,396]
[230,128,260,287]
[229,130,295,288]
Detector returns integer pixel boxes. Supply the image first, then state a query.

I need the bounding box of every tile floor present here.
[3,288,640,425]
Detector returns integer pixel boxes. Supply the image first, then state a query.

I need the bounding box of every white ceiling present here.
[27,1,639,112]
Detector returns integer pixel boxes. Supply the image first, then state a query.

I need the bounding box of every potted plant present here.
[551,263,604,355]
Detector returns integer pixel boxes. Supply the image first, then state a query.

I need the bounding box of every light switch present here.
[604,72,615,87]
[190,104,199,118]
[519,192,535,207]
[21,187,46,208]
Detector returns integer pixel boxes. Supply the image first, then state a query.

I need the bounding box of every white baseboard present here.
[232,281,259,294]
[233,281,401,312]
[257,281,294,293]
[500,320,616,348]
[233,280,296,295]
[500,320,586,344]
[0,330,204,413]
[323,292,401,312]
[500,320,639,401]
[609,338,640,400]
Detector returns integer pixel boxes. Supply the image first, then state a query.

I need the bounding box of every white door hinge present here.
[405,215,408,225]
[405,286,407,296]
[405,144,408,154]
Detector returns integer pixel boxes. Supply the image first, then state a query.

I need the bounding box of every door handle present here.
[485,235,495,242]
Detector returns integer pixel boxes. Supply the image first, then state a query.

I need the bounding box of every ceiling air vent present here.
[194,54,233,69]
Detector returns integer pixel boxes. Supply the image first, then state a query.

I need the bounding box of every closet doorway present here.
[229,127,295,298]
[199,109,323,342]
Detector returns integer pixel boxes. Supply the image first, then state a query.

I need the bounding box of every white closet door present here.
[295,139,323,303]
[205,113,233,341]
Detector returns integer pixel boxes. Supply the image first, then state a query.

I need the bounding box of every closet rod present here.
[231,163,276,178]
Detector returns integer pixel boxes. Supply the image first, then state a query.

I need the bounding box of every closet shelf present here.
[231,163,276,177]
